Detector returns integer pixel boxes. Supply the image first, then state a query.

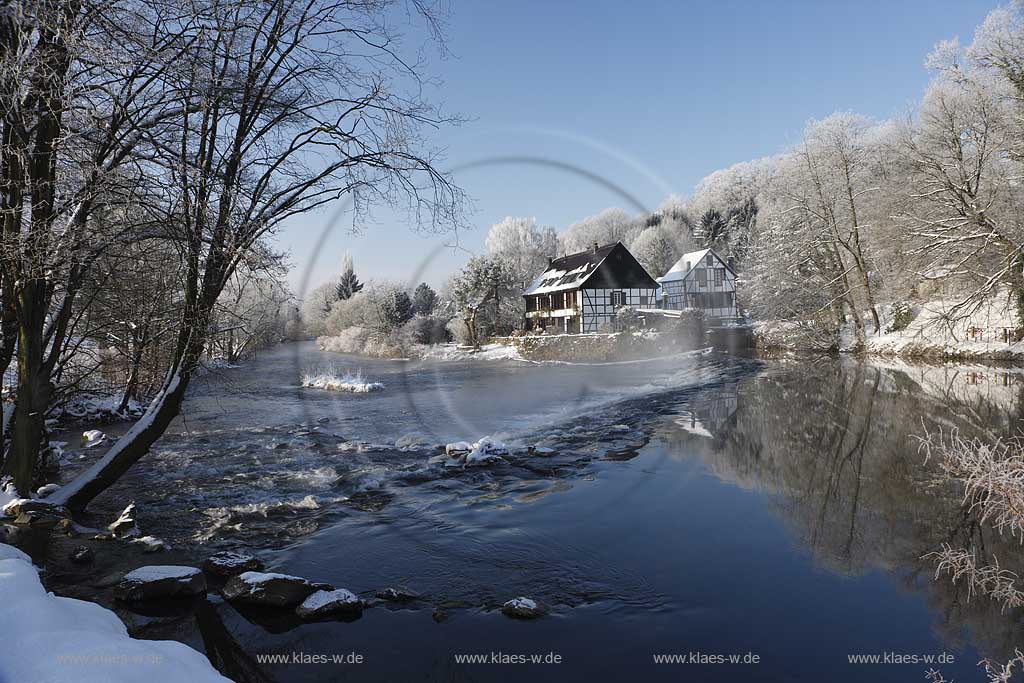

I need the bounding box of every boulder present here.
[396,433,428,449]
[295,589,362,619]
[203,551,265,577]
[115,565,206,602]
[14,511,62,526]
[109,502,140,538]
[3,499,68,520]
[36,483,61,498]
[444,441,473,456]
[132,536,169,553]
[375,585,419,603]
[81,429,106,448]
[501,597,545,619]
[222,571,322,608]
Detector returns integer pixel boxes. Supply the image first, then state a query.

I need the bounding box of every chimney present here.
[592,241,599,254]
[547,256,553,267]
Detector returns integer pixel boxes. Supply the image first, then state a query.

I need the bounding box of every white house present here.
[523,242,660,333]
[658,248,739,320]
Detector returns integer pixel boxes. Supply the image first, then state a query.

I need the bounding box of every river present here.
[46,343,1024,681]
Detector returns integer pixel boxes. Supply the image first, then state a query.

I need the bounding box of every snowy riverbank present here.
[756,294,1024,361]
[0,543,229,683]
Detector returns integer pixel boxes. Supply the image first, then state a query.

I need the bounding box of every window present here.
[706,253,714,266]
[696,269,707,286]
[715,268,725,284]
[639,295,649,306]
[610,291,625,307]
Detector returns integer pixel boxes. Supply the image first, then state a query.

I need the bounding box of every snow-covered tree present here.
[448,257,517,348]
[631,222,689,278]
[485,216,558,290]
[39,0,464,509]
[559,208,643,255]
[378,288,415,330]
[301,283,340,337]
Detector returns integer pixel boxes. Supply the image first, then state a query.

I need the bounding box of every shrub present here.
[404,315,450,344]
[886,301,914,333]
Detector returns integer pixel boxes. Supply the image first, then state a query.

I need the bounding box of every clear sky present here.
[276,0,999,298]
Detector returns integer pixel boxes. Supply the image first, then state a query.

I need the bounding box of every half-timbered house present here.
[657,248,739,320]
[523,242,659,333]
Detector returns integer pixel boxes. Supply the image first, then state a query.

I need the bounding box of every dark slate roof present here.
[523,242,659,295]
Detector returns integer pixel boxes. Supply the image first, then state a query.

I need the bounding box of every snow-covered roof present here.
[658,249,709,283]
[523,243,619,296]
[658,248,734,283]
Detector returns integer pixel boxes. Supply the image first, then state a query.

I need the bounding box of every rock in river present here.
[295,589,362,619]
[203,551,265,577]
[115,565,206,602]
[222,571,324,608]
[108,502,140,538]
[375,585,419,603]
[501,597,545,619]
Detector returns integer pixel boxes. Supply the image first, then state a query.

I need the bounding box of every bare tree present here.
[20,0,464,509]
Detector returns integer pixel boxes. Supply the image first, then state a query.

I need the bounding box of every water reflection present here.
[665,359,1024,667]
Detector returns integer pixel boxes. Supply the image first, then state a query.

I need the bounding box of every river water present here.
[53,343,1024,681]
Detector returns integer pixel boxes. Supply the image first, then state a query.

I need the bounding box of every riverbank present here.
[0,540,230,682]
[754,294,1024,361]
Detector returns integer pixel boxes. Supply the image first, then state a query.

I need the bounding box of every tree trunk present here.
[4,284,51,493]
[118,332,145,413]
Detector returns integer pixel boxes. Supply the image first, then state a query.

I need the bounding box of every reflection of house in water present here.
[673,384,740,439]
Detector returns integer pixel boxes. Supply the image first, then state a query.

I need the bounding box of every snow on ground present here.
[861,296,1024,359]
[759,290,1024,360]
[301,368,384,393]
[0,543,230,683]
[417,343,522,362]
[0,478,21,516]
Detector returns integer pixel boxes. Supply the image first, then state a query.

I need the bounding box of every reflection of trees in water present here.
[664,360,1024,663]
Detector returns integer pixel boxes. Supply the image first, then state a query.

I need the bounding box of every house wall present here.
[581,287,657,333]
[525,286,658,333]
[662,254,738,319]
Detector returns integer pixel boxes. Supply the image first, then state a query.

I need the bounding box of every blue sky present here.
[276,0,998,297]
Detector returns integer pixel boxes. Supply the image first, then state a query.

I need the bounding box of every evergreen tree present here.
[379,289,415,329]
[336,253,364,300]
[412,282,438,315]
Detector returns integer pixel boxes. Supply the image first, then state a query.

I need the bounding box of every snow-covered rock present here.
[81,429,107,448]
[396,433,428,449]
[70,546,94,564]
[222,571,322,608]
[35,483,61,498]
[203,551,264,577]
[375,585,419,603]
[0,546,229,682]
[501,596,545,619]
[530,446,556,456]
[0,477,20,517]
[115,565,207,602]
[445,441,473,456]
[301,370,384,393]
[295,588,362,619]
[464,436,510,465]
[444,436,510,466]
[108,503,140,538]
[131,535,169,553]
